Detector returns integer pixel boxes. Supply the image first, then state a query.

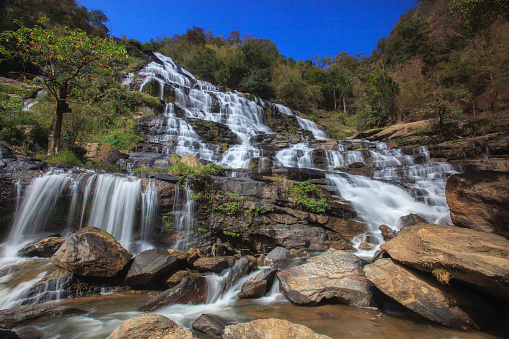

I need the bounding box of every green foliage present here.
[223,230,240,238]
[216,192,243,215]
[246,206,274,217]
[162,215,174,229]
[421,88,470,128]
[101,128,143,150]
[451,0,509,38]
[42,150,83,166]
[432,267,451,285]
[287,181,330,215]
[360,67,399,128]
[300,198,330,215]
[197,227,208,234]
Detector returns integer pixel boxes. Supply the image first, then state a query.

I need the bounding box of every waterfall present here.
[171,185,195,251]
[3,172,158,255]
[275,143,314,168]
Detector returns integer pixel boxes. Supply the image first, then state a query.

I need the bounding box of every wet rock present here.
[181,154,200,167]
[125,249,178,286]
[222,257,250,292]
[17,236,65,258]
[264,247,293,266]
[0,329,20,339]
[347,161,365,169]
[380,224,509,298]
[0,305,85,329]
[446,171,509,239]
[250,223,329,252]
[394,213,428,230]
[379,224,396,241]
[222,318,331,339]
[277,249,373,307]
[26,266,71,304]
[165,270,205,288]
[107,314,196,339]
[358,242,375,250]
[192,257,230,273]
[364,259,493,330]
[138,276,208,312]
[187,247,204,265]
[50,227,132,278]
[166,249,188,262]
[192,313,228,336]
[322,217,367,238]
[239,267,277,299]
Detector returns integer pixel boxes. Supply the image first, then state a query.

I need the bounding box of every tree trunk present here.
[47,87,71,155]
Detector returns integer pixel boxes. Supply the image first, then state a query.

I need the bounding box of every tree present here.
[422,88,470,128]
[326,64,352,113]
[0,21,126,154]
[360,67,399,127]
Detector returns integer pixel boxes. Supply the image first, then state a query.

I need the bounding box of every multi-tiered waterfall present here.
[0,51,464,338]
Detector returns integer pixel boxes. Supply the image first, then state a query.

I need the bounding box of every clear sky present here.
[78,0,416,61]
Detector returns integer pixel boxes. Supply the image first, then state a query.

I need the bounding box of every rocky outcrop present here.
[446,171,509,239]
[379,225,396,241]
[380,224,509,297]
[107,314,195,339]
[192,313,228,336]
[193,257,231,273]
[0,304,85,329]
[364,259,492,330]
[50,227,133,277]
[138,276,208,312]
[222,318,331,339]
[222,257,250,292]
[239,267,277,299]
[277,249,373,307]
[394,213,428,230]
[125,249,178,286]
[165,270,205,288]
[264,247,293,266]
[17,236,65,258]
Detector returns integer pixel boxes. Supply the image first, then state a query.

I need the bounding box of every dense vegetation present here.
[0,0,508,163]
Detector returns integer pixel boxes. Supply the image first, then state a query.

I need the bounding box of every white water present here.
[132,52,328,168]
[275,143,314,168]
[171,185,195,251]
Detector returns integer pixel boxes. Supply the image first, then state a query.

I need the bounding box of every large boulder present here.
[364,259,493,330]
[380,224,509,298]
[222,257,250,292]
[0,305,85,329]
[264,247,293,266]
[277,249,373,307]
[394,213,428,230]
[138,276,208,312]
[17,236,65,258]
[165,270,205,288]
[192,313,228,336]
[446,171,509,239]
[125,249,178,286]
[222,318,331,339]
[107,314,195,339]
[50,227,133,277]
[239,267,277,299]
[192,257,230,273]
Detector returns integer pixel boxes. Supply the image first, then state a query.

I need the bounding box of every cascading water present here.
[275,143,314,168]
[171,185,196,251]
[129,52,327,168]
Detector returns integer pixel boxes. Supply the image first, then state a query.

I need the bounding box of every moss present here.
[432,268,451,285]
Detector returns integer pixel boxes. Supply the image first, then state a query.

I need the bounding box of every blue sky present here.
[78,0,416,61]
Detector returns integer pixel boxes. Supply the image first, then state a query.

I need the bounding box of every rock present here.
[347,161,365,169]
[166,249,188,262]
[0,305,85,329]
[192,313,228,336]
[277,249,373,307]
[222,257,250,292]
[239,267,277,299]
[379,224,396,241]
[17,236,65,258]
[193,257,230,273]
[394,213,428,230]
[446,171,509,239]
[264,247,293,266]
[187,247,203,265]
[138,276,208,312]
[0,329,20,339]
[166,270,205,288]
[323,217,367,238]
[181,154,200,167]
[125,249,178,286]
[380,224,509,298]
[358,242,375,250]
[222,318,331,339]
[50,227,133,277]
[364,259,493,330]
[0,144,16,159]
[107,314,195,339]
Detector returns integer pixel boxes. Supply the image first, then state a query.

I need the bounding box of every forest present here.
[0,0,508,165]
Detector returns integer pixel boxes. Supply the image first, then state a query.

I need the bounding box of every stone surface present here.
[277,249,373,307]
[17,236,65,258]
[107,314,195,339]
[239,267,277,299]
[181,154,200,167]
[222,318,331,339]
[379,224,396,241]
[394,213,428,230]
[165,270,205,288]
[138,276,208,312]
[0,329,20,339]
[364,259,492,330]
[380,224,509,297]
[192,257,230,273]
[264,247,293,266]
[50,227,132,277]
[0,305,85,329]
[446,171,509,238]
[125,249,178,286]
[222,257,250,292]
[192,313,228,336]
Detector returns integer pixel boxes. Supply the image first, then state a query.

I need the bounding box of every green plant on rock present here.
[246,206,274,217]
[216,191,243,215]
[432,268,451,285]
[162,215,173,229]
[287,180,330,215]
[300,198,329,215]
[197,227,208,234]
[223,230,240,238]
